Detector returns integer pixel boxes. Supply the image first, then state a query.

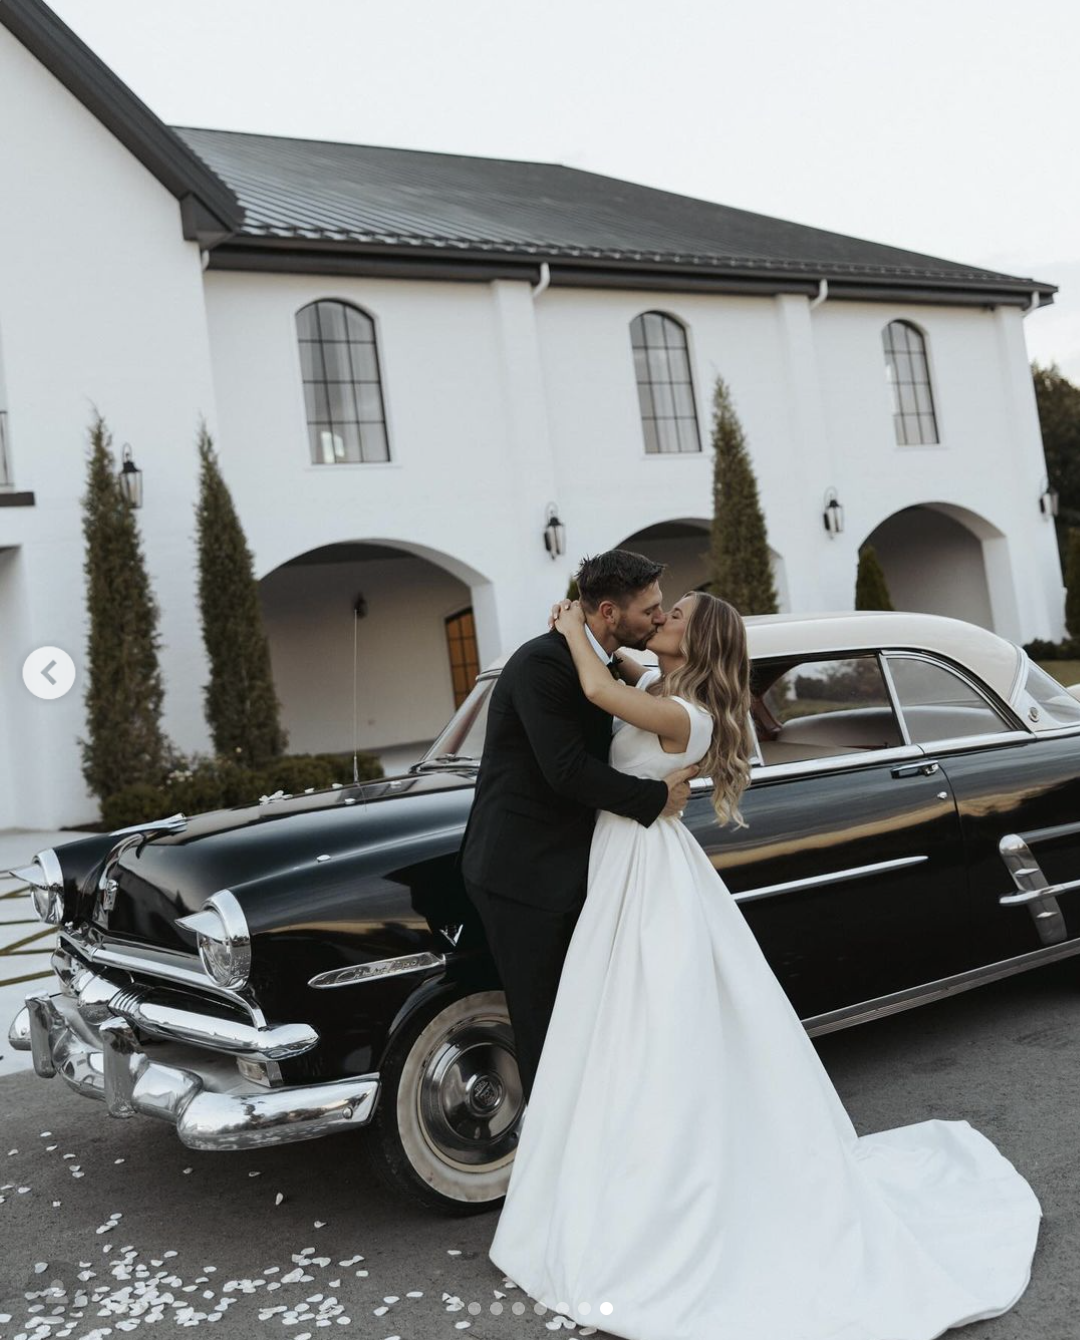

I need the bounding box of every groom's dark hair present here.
[575,550,665,612]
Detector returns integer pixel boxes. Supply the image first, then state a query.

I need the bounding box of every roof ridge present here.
[171,125,569,172]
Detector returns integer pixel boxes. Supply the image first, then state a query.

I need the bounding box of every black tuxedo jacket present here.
[460,628,669,912]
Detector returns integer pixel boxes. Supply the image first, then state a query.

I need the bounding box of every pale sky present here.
[48,0,1080,381]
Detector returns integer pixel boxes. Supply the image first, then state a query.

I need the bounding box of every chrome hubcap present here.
[416,1015,522,1167]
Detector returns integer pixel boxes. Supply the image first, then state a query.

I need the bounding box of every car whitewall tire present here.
[363,989,524,1214]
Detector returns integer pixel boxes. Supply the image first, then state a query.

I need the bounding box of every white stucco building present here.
[0,0,1064,830]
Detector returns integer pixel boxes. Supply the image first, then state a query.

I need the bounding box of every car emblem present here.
[101,878,118,912]
[439,923,463,947]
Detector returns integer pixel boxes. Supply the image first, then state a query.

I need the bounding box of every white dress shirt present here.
[583,622,614,666]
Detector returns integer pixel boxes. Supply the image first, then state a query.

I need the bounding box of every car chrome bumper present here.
[7,992,380,1151]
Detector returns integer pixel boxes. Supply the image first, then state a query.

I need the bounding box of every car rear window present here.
[1022,659,1080,727]
[884,654,1012,743]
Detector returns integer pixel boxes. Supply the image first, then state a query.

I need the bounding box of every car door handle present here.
[891,760,939,777]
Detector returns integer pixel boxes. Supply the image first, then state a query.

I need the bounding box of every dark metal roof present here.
[0,0,1053,305]
[172,127,1056,306]
[1,0,242,244]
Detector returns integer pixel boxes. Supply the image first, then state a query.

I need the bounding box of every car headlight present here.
[6,849,66,926]
[177,889,251,989]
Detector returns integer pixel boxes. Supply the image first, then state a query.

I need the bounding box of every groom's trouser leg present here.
[463,878,582,1105]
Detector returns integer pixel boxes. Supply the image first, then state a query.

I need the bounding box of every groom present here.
[460,549,697,1104]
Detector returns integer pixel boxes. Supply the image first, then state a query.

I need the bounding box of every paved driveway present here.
[1,947,1077,1340]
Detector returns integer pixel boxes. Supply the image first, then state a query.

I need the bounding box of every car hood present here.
[88,771,476,949]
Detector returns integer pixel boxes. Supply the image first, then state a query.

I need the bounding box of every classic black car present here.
[8,610,1080,1215]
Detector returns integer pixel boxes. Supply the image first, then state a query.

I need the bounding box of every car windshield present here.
[417,676,495,767]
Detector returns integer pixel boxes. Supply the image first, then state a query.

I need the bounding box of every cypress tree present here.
[855,543,895,610]
[707,375,779,614]
[77,411,169,800]
[1065,527,1080,642]
[195,421,288,767]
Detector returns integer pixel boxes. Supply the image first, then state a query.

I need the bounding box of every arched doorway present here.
[258,539,493,773]
[861,503,1016,633]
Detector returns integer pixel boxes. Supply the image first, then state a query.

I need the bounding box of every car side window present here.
[753,655,903,764]
[884,654,1011,743]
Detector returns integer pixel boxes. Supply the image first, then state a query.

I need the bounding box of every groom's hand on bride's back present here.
[661,764,698,817]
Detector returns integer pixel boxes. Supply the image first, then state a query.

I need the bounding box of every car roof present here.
[482,610,1026,706]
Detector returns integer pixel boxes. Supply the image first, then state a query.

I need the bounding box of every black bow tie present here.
[607,658,620,680]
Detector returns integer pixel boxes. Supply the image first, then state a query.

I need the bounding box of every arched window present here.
[882,321,939,445]
[630,312,701,454]
[296,300,390,464]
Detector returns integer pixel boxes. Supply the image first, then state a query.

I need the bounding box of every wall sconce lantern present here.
[544,503,566,560]
[118,443,143,508]
[822,488,844,538]
[1039,477,1059,519]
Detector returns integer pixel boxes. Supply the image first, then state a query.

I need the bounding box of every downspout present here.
[531,262,551,300]
[808,278,828,310]
[1023,289,1041,316]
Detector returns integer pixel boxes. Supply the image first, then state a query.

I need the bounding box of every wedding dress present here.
[488,669,1042,1340]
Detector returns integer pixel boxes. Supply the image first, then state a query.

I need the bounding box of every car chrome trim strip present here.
[732,855,929,903]
[106,813,188,839]
[110,990,318,1060]
[802,936,1080,1036]
[738,744,927,784]
[912,729,1035,753]
[1022,721,1080,739]
[58,928,263,1019]
[309,950,447,989]
[877,653,911,746]
[1016,818,1080,844]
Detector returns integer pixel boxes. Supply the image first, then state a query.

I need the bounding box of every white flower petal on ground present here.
[447,1249,462,1255]
[406,1291,423,1298]
[314,1220,326,1228]
[275,1193,284,1205]
[383,1296,399,1304]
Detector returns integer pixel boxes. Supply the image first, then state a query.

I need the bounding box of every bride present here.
[487,590,1042,1340]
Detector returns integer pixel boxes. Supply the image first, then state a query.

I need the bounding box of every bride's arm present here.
[611,652,648,686]
[554,603,690,750]
[547,602,652,683]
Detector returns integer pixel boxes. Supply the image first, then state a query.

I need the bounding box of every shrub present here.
[101,784,172,832]
[100,749,384,827]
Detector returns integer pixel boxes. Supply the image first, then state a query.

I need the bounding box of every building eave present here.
[0,0,242,245]
[203,236,1057,308]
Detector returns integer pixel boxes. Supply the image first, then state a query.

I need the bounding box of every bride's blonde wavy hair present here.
[662,591,755,829]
